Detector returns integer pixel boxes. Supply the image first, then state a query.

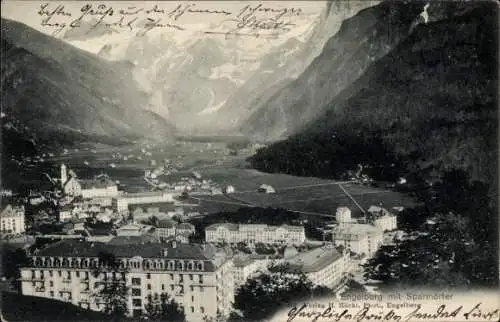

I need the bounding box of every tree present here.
[363,212,483,290]
[254,243,274,255]
[141,216,159,227]
[1,245,30,292]
[202,311,227,322]
[362,169,498,290]
[236,242,251,254]
[143,293,162,320]
[142,292,185,321]
[233,265,333,320]
[91,251,129,320]
[341,278,366,296]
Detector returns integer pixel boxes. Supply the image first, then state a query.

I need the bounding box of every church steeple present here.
[60,164,67,185]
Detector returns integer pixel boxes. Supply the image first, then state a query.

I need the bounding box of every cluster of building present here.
[153,220,196,243]
[61,165,118,199]
[205,223,306,245]
[17,205,398,321]
[144,165,228,196]
[17,164,200,246]
[332,207,397,258]
[60,164,177,215]
[131,206,198,224]
[9,162,401,321]
[58,201,115,223]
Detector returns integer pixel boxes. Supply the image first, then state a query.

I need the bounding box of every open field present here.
[188,181,415,218]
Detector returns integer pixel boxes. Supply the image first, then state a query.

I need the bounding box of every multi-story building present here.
[367,206,398,231]
[280,245,350,288]
[154,222,195,242]
[232,255,274,288]
[20,240,234,321]
[205,223,306,245]
[332,224,383,258]
[332,207,384,257]
[335,207,357,225]
[112,192,175,213]
[374,215,397,232]
[0,204,25,234]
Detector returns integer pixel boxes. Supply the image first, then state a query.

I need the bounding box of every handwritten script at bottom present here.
[287,303,500,322]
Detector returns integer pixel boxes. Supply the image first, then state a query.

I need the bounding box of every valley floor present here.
[4,140,416,217]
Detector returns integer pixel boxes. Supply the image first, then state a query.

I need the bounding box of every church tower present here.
[60,164,67,186]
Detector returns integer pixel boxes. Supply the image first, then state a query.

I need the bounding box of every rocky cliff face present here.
[210,1,379,133]
[249,1,497,187]
[241,1,439,140]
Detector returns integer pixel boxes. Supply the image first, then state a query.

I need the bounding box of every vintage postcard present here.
[0,1,498,321]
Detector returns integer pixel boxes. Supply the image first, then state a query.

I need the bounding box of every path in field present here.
[188,180,391,219]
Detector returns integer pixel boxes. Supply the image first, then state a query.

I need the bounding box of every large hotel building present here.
[205,223,306,245]
[20,239,234,321]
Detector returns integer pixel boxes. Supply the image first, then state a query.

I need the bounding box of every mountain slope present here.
[1,18,173,146]
[241,1,443,140]
[249,2,498,188]
[210,1,379,133]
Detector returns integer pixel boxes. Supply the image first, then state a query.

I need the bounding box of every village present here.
[1,149,411,321]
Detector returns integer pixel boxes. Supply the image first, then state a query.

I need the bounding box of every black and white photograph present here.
[0,1,498,321]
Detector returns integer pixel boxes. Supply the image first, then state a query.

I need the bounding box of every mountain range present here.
[58,2,376,134]
[2,0,497,192]
[249,1,498,188]
[241,1,430,139]
[1,18,173,147]
[204,0,380,133]
[60,16,316,132]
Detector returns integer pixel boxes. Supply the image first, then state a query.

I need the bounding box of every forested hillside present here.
[249,2,497,193]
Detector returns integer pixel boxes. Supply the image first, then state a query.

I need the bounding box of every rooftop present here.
[35,239,223,266]
[157,220,177,228]
[286,246,344,273]
[206,223,239,231]
[117,223,149,231]
[123,191,172,198]
[178,223,195,230]
[1,205,24,217]
[205,223,304,232]
[333,223,384,240]
[233,256,255,268]
[107,235,158,245]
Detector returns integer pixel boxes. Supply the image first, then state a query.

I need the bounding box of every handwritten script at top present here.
[36,2,303,38]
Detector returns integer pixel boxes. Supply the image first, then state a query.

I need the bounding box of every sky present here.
[1,1,325,39]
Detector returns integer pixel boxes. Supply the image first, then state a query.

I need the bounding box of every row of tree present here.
[230,263,333,321]
[90,251,185,321]
[363,170,498,290]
